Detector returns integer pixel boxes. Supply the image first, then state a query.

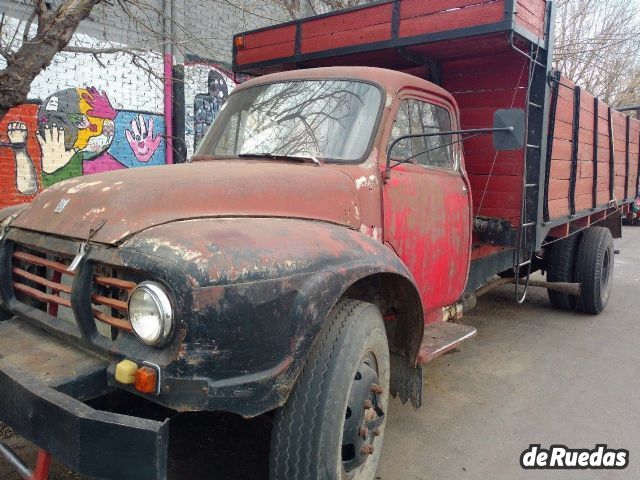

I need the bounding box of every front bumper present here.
[0,319,169,480]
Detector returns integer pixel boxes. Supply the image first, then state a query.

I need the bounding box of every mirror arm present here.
[384,127,514,181]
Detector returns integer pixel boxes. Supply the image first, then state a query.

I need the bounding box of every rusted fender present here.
[120,217,422,416]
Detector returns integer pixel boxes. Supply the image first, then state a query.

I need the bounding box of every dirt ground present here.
[1,226,639,479]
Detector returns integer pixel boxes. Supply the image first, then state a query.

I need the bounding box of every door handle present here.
[462,185,468,195]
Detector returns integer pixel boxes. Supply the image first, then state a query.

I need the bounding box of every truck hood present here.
[11,160,362,245]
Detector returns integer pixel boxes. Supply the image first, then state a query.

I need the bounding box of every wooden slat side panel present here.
[300,3,392,53]
[443,51,526,223]
[303,3,392,37]
[401,0,503,18]
[301,23,392,54]
[236,25,297,66]
[515,0,546,38]
[611,110,627,200]
[548,81,573,218]
[399,1,504,38]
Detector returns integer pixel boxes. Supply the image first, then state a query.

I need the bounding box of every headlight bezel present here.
[128,281,174,346]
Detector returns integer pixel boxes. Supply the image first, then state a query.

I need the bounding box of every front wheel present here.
[270,299,390,480]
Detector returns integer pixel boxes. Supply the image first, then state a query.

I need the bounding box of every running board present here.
[417,322,477,364]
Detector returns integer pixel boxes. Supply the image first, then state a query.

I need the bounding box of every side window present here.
[389,99,455,169]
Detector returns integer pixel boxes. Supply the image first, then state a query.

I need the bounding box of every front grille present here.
[11,244,136,337]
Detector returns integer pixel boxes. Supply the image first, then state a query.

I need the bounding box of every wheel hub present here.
[341,357,385,473]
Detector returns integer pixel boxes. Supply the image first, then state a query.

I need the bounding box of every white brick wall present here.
[0,0,292,207]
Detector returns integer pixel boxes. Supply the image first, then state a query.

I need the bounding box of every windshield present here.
[194,79,383,162]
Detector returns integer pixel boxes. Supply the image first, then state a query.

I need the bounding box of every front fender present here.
[123,218,421,416]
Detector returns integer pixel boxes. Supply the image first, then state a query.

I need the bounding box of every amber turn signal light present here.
[134,366,158,394]
[235,35,245,49]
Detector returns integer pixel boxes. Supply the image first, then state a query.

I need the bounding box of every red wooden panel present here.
[579,109,595,132]
[443,51,523,75]
[574,178,594,196]
[303,3,392,37]
[469,190,522,209]
[401,0,503,18]
[550,159,571,180]
[548,179,570,200]
[575,193,593,211]
[548,198,569,218]
[399,1,504,37]
[597,100,609,120]
[551,139,572,162]
[465,153,524,176]
[577,142,594,162]
[553,120,572,141]
[578,161,593,179]
[236,24,297,65]
[453,89,528,109]
[243,25,296,50]
[580,89,596,113]
[301,23,392,53]
[444,66,527,92]
[515,0,545,38]
[236,42,296,65]
[578,126,594,145]
[468,174,522,194]
[559,75,577,89]
[555,97,574,125]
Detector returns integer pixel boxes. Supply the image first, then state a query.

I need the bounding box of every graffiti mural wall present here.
[0,88,166,208]
[184,61,238,158]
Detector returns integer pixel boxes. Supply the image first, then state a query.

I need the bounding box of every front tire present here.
[270,299,390,480]
[574,226,614,314]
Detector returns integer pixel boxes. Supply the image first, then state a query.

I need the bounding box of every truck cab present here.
[0,67,480,480]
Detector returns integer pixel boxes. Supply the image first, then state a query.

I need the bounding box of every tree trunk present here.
[0,0,102,122]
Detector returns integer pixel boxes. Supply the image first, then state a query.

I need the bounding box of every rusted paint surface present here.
[379,89,472,324]
[0,319,106,389]
[0,67,474,418]
[10,161,363,244]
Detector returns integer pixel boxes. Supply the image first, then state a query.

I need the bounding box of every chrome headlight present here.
[128,281,173,345]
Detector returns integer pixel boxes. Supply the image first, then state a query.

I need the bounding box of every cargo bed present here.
[233,0,639,290]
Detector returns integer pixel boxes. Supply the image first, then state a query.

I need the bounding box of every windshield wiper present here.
[239,152,321,166]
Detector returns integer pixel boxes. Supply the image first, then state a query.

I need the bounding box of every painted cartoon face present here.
[45,96,59,111]
[38,88,115,158]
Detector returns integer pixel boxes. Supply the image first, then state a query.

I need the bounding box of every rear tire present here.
[546,234,580,310]
[269,299,390,480]
[574,226,614,314]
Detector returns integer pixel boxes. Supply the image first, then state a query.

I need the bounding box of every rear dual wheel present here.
[546,226,614,315]
[270,299,390,480]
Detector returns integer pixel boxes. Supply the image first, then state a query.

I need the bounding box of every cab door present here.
[382,94,471,321]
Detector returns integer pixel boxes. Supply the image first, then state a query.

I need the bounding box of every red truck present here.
[0,1,638,479]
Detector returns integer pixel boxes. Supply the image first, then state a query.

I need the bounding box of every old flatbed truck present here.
[1,0,639,478]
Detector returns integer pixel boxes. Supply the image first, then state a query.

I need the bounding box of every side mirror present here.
[493,109,526,150]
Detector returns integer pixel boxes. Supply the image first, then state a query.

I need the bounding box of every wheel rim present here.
[341,352,386,475]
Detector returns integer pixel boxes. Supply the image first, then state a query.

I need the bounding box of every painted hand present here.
[7,122,28,145]
[37,125,76,174]
[125,114,162,163]
[82,87,117,120]
[7,122,38,195]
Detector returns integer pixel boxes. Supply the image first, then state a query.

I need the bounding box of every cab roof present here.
[233,66,457,107]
